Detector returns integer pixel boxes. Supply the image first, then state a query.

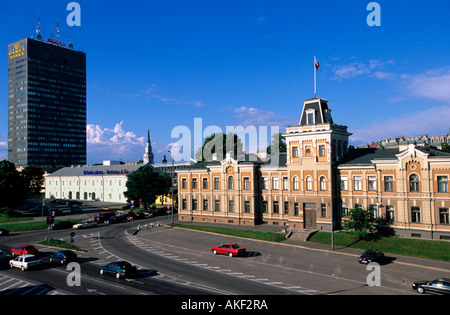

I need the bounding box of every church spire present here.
[143,129,154,164]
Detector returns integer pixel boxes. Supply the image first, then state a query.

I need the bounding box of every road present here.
[1,213,449,297]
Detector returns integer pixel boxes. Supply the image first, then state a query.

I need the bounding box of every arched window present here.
[409,174,419,192]
[228,176,234,190]
[320,176,327,191]
[306,176,313,191]
[293,176,299,190]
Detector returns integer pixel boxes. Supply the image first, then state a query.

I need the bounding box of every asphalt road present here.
[1,213,449,298]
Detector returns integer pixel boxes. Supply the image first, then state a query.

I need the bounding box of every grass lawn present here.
[173,224,287,242]
[37,238,86,252]
[309,231,450,262]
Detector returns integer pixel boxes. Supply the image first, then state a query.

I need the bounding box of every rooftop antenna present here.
[68,35,73,49]
[36,16,42,40]
[56,21,60,41]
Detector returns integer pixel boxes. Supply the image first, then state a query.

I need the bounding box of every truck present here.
[9,254,42,271]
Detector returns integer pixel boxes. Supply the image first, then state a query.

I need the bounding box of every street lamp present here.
[168,150,175,225]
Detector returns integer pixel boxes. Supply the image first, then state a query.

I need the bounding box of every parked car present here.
[0,228,9,236]
[105,215,125,224]
[52,221,74,230]
[73,219,97,229]
[0,250,8,264]
[412,278,450,294]
[49,250,78,265]
[9,254,41,271]
[210,243,247,257]
[29,205,49,213]
[98,261,137,279]
[358,249,385,264]
[70,207,83,214]
[94,211,116,223]
[11,244,39,257]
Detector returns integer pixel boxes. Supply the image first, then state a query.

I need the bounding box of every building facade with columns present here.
[177,96,450,240]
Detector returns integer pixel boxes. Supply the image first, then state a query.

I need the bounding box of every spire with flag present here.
[314,56,320,97]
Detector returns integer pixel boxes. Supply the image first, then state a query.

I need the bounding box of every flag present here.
[315,57,320,71]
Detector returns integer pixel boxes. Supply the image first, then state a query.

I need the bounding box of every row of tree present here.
[0,160,44,208]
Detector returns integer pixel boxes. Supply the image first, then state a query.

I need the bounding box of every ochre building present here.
[177,96,450,240]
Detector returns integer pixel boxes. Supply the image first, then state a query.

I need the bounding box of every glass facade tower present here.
[7,38,87,171]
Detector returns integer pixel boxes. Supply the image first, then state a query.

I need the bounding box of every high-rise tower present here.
[7,32,87,171]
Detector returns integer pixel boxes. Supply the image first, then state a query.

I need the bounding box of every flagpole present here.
[314,56,317,97]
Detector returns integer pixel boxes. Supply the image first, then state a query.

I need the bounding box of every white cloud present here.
[0,141,7,161]
[350,105,450,145]
[331,59,395,81]
[402,67,450,103]
[233,106,297,128]
[86,122,145,163]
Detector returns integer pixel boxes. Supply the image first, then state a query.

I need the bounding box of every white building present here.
[45,164,141,203]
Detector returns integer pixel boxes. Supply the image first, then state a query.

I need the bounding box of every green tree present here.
[266,133,287,154]
[341,208,375,240]
[124,165,171,209]
[194,132,244,163]
[0,160,27,207]
[21,165,44,196]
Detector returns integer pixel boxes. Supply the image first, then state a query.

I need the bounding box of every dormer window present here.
[306,109,315,125]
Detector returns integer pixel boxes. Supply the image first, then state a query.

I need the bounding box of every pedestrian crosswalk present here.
[0,274,65,295]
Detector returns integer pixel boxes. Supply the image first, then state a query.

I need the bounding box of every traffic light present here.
[47,210,56,225]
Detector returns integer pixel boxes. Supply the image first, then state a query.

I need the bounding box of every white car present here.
[73,219,97,229]
[9,254,41,271]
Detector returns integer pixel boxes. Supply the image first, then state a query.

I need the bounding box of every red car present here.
[11,244,39,257]
[210,243,246,257]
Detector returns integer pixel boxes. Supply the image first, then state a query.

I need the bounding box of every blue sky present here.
[1,0,449,164]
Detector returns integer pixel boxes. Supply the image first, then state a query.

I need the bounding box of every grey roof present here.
[47,164,142,177]
[340,146,450,166]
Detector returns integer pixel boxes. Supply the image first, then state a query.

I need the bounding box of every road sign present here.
[70,232,76,238]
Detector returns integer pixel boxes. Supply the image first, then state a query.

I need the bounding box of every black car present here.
[358,249,385,264]
[0,228,9,236]
[99,261,137,279]
[0,250,8,264]
[49,250,78,264]
[412,278,450,294]
[52,221,74,230]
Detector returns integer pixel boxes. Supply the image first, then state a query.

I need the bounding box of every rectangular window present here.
[273,201,279,214]
[228,200,234,213]
[203,199,208,211]
[214,177,220,190]
[438,176,448,193]
[439,208,449,224]
[294,202,299,216]
[319,145,325,157]
[283,177,288,190]
[369,204,377,219]
[202,178,208,189]
[272,177,279,190]
[243,177,250,190]
[368,176,377,191]
[181,178,187,189]
[354,176,362,191]
[262,177,268,190]
[341,203,349,217]
[411,207,421,223]
[307,112,314,125]
[214,200,220,212]
[182,199,187,210]
[284,201,289,214]
[386,205,395,222]
[292,147,298,158]
[340,176,348,191]
[192,199,198,211]
[262,200,268,213]
[244,201,251,213]
[321,203,326,218]
[384,176,393,192]
[192,178,197,189]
